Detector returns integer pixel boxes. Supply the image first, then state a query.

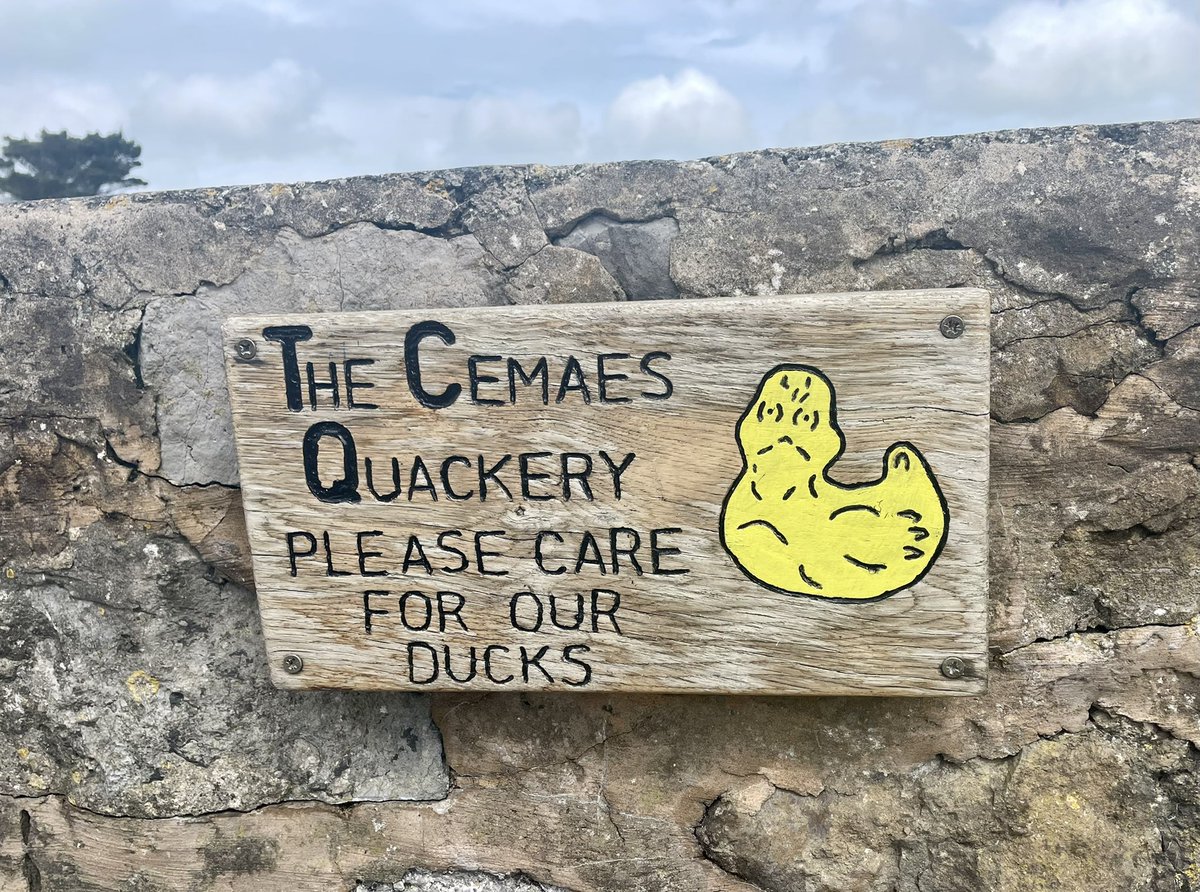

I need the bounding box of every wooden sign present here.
[224,289,989,696]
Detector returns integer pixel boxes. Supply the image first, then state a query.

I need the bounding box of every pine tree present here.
[0,130,146,201]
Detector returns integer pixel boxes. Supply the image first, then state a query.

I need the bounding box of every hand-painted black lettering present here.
[650,527,688,575]
[483,645,513,684]
[597,352,632,403]
[555,355,592,403]
[262,325,312,412]
[443,644,478,682]
[507,356,549,404]
[407,456,438,501]
[322,531,351,577]
[356,530,387,577]
[436,530,470,573]
[534,530,566,575]
[344,358,378,409]
[478,454,513,500]
[474,530,508,576]
[590,588,622,633]
[561,453,594,500]
[468,354,505,406]
[302,421,360,503]
[402,534,433,575]
[597,451,636,499]
[549,594,584,630]
[561,644,593,686]
[285,531,317,576]
[608,527,643,575]
[399,590,433,631]
[521,645,554,683]
[509,591,543,632]
[437,591,468,632]
[363,590,389,634]
[404,320,461,409]
[407,642,439,684]
[519,451,554,501]
[440,456,474,500]
[575,531,608,575]
[305,361,340,410]
[364,457,402,501]
[639,350,673,400]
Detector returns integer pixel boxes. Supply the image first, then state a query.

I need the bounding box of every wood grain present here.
[223,289,989,695]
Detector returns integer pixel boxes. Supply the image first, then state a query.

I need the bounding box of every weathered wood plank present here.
[224,289,989,695]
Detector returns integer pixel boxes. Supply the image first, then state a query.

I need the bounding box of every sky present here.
[0,0,1197,191]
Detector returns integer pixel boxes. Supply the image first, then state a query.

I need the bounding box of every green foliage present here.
[0,130,146,201]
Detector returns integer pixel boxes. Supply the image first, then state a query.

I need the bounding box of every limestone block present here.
[2,118,1199,891]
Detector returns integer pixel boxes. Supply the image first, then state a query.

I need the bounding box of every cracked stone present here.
[695,714,1198,892]
[1146,326,1200,410]
[991,318,1160,421]
[142,224,504,486]
[1132,285,1200,341]
[503,245,625,305]
[2,118,1200,890]
[0,520,448,817]
[0,421,447,817]
[461,171,551,269]
[359,869,572,892]
[554,214,679,300]
[990,373,1200,647]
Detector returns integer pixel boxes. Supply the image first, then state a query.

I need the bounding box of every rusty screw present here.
[234,338,257,361]
[282,654,304,675]
[939,315,965,339]
[940,656,967,679]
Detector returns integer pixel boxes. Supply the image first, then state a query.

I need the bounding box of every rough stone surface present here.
[696,712,1198,892]
[359,869,570,892]
[2,118,1199,891]
[554,213,679,300]
[0,418,447,818]
[143,224,503,486]
[502,245,624,306]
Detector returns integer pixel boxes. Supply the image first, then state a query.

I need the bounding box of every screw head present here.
[940,656,967,679]
[939,315,966,339]
[282,654,304,675]
[234,338,257,361]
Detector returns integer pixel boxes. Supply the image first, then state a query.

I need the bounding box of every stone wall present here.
[1,119,1198,891]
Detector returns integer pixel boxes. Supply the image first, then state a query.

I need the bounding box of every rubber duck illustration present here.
[720,364,948,601]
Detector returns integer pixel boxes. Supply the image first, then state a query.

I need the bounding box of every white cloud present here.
[778,101,911,149]
[825,1,986,102]
[778,0,1200,150]
[309,92,586,174]
[449,96,583,166]
[319,70,753,174]
[601,69,754,160]
[171,0,324,25]
[314,94,461,175]
[636,28,829,72]
[0,0,126,68]
[709,31,828,71]
[132,60,340,155]
[3,0,1198,191]
[979,0,1200,113]
[0,77,128,140]
[408,0,664,29]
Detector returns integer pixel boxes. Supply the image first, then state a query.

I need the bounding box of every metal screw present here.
[234,338,257,361]
[939,315,965,339]
[282,654,304,675]
[940,656,967,679]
